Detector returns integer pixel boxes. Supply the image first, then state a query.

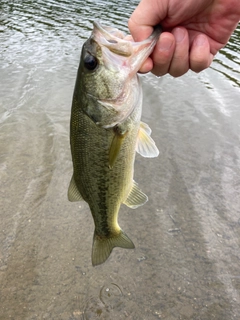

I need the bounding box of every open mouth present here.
[92,21,162,74]
[92,21,133,57]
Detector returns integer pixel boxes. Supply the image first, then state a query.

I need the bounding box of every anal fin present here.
[123,181,148,209]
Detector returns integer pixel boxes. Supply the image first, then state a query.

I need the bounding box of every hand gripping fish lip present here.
[92,21,162,61]
[81,22,162,128]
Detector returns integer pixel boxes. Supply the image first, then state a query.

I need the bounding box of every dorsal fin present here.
[68,176,83,202]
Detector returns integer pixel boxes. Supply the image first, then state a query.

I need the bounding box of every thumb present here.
[128,0,166,41]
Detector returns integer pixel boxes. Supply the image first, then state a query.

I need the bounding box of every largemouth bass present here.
[68,21,161,266]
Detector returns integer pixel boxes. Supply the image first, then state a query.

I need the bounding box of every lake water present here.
[0,1,240,319]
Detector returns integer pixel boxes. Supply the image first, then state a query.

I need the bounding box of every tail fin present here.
[92,230,135,266]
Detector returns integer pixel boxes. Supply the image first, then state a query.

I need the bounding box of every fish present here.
[68,21,161,266]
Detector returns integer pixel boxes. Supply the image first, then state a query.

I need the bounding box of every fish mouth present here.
[93,21,127,41]
[92,21,162,72]
[85,22,162,128]
[92,21,134,57]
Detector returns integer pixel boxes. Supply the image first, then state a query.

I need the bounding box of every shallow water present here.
[0,1,240,319]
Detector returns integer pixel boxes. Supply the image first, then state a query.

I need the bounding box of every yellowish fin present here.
[92,230,135,266]
[68,176,83,202]
[124,181,148,209]
[136,121,159,158]
[109,128,128,168]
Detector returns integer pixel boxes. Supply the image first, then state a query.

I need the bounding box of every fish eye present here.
[84,54,98,71]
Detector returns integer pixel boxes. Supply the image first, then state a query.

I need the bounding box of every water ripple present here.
[212,24,240,87]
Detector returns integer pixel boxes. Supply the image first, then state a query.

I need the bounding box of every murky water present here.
[0,1,240,319]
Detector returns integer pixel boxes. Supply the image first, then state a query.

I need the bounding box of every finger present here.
[124,34,154,74]
[168,27,189,77]
[138,57,154,74]
[128,0,166,41]
[150,32,175,76]
[190,34,213,73]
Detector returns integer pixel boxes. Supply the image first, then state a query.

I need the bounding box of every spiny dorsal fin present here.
[136,121,159,158]
[92,230,135,266]
[68,176,84,202]
[123,181,148,209]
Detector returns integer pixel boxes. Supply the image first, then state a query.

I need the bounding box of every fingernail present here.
[159,36,174,51]
[195,34,207,46]
[173,28,185,43]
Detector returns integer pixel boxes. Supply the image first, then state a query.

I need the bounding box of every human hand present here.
[128,0,240,77]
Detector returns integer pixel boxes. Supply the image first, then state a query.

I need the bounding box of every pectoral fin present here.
[123,181,148,209]
[136,121,159,158]
[109,127,128,168]
[68,176,84,202]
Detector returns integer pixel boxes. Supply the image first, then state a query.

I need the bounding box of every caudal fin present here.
[92,230,135,266]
